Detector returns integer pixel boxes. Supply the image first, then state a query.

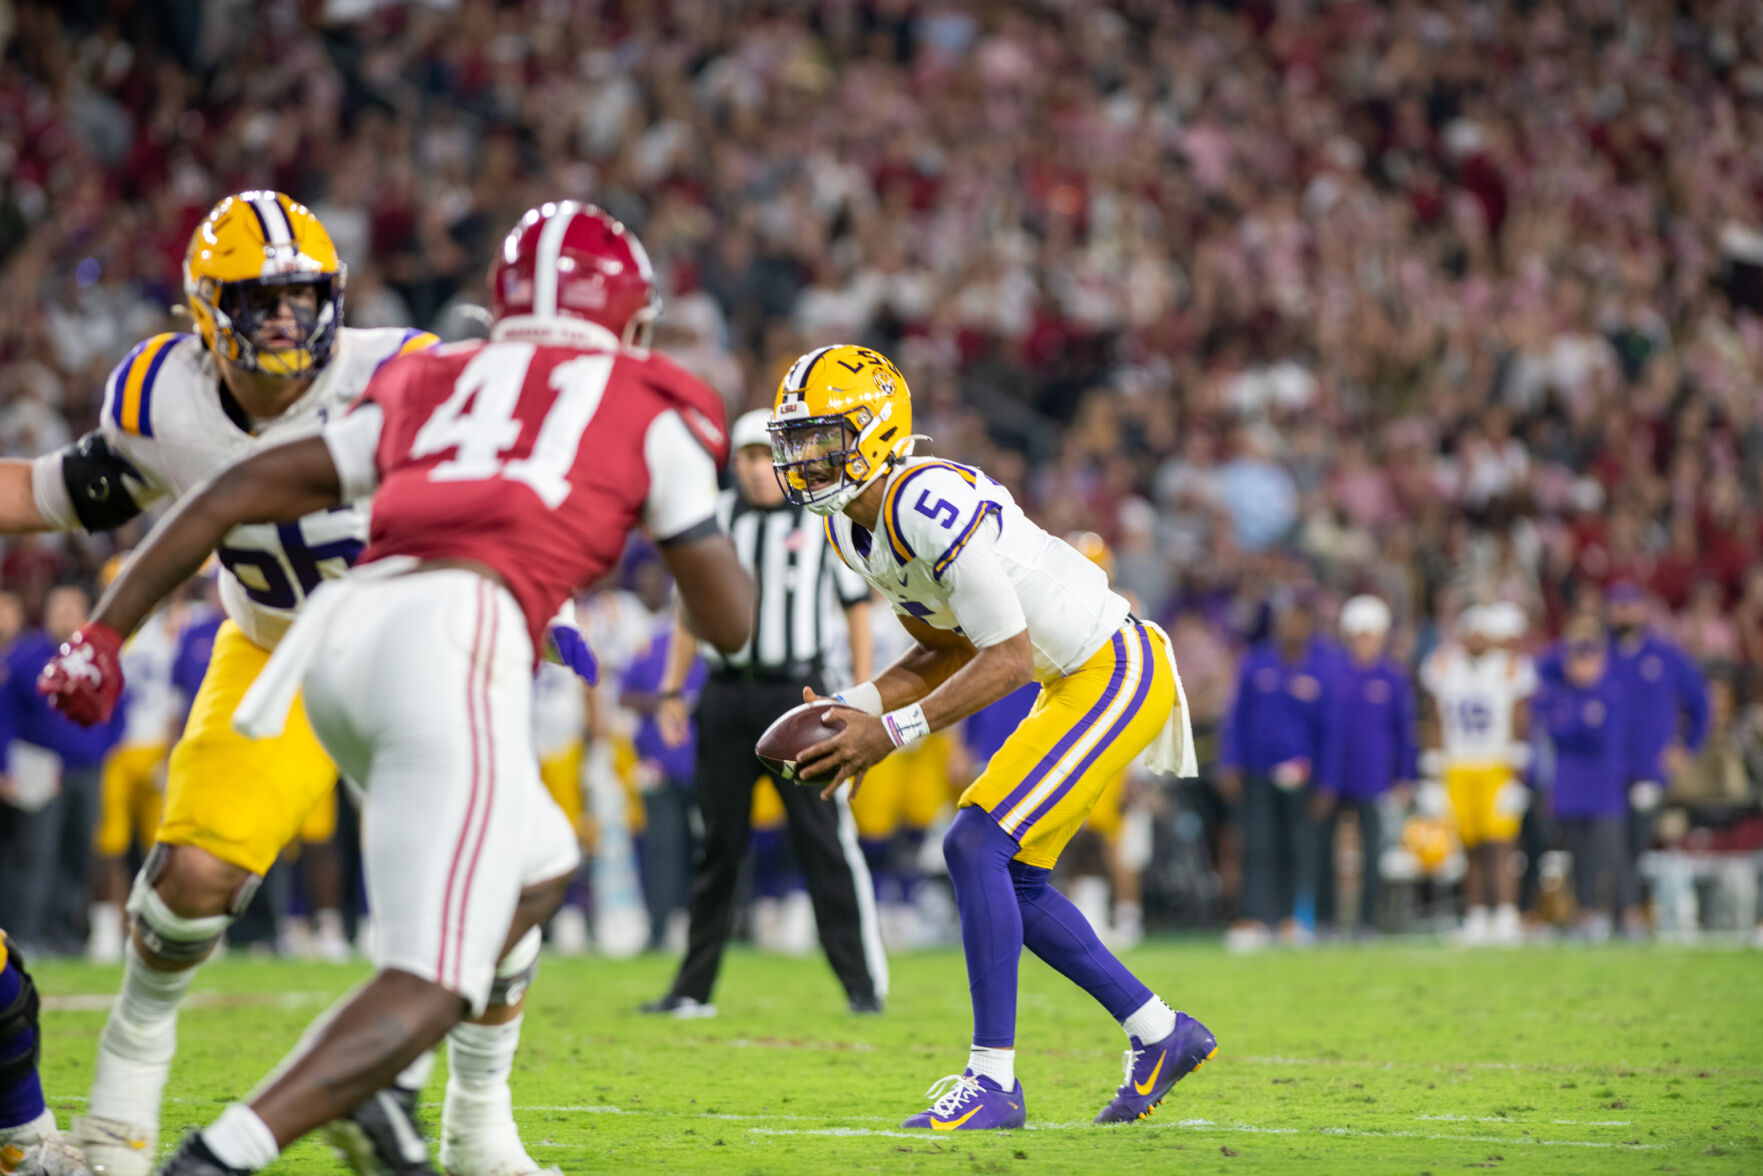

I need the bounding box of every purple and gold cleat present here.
[901,1071,1027,1131]
[1093,1012,1218,1124]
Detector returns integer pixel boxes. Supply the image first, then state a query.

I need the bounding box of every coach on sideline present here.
[641,410,887,1017]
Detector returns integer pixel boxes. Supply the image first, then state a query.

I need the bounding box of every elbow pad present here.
[35,432,147,531]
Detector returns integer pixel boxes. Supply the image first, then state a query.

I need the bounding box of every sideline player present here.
[0,189,578,1175]
[1420,605,1536,945]
[42,200,753,1176]
[770,345,1215,1129]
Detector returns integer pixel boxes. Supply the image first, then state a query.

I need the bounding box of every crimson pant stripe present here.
[1018,625,1157,832]
[451,581,501,989]
[437,580,489,987]
[989,630,1130,821]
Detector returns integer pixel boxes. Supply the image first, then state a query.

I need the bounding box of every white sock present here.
[442,1018,530,1166]
[967,1045,1014,1089]
[201,1104,279,1172]
[89,942,199,1124]
[1121,995,1178,1044]
[395,1048,437,1094]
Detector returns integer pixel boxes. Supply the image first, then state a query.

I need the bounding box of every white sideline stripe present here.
[746,1123,1662,1149]
[43,991,332,1013]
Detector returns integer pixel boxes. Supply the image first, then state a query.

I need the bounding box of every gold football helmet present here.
[184,191,346,378]
[769,344,915,514]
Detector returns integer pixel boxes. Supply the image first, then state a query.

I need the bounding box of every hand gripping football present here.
[755,700,847,786]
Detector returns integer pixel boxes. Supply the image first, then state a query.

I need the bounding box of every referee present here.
[641,410,888,1016]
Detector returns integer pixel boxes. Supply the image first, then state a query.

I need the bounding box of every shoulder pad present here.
[101,333,192,438]
[880,460,994,578]
[637,352,730,466]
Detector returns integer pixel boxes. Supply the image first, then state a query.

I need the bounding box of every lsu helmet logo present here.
[768,345,915,515]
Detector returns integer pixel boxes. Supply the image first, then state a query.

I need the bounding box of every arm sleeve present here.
[31,431,156,532]
[1673,649,1711,751]
[1318,677,1349,792]
[938,526,1028,650]
[1395,672,1421,781]
[643,410,721,542]
[1219,668,1247,771]
[321,403,386,502]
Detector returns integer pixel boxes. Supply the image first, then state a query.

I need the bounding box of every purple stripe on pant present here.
[988,629,1131,823]
[1017,624,1156,833]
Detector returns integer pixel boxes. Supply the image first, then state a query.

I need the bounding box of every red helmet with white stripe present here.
[489,201,659,349]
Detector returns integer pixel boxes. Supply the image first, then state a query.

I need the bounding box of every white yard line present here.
[744,1122,1661,1148]
[42,991,333,1013]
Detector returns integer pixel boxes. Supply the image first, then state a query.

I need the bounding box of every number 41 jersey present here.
[323,339,730,653]
[96,327,438,649]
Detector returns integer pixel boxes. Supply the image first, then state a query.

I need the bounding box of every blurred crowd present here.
[2,0,1763,952]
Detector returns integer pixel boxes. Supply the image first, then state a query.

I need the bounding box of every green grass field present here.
[30,941,1763,1174]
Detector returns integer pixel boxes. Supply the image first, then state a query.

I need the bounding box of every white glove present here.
[1495,781,1531,816]
[1629,780,1664,812]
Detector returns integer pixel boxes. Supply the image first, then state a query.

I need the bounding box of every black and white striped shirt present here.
[711,489,871,671]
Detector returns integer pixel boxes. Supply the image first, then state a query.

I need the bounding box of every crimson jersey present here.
[323,339,729,651]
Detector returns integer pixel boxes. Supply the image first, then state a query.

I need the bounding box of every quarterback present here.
[0,192,556,1176]
[771,346,1217,1129]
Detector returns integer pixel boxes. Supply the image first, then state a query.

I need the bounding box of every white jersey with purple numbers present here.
[91,327,436,649]
[1421,645,1537,764]
[826,458,1130,680]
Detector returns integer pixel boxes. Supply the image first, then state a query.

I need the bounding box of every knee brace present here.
[0,944,41,1086]
[126,846,251,964]
[489,927,542,1008]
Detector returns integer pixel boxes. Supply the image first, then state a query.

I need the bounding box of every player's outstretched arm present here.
[94,437,344,639]
[0,460,49,530]
[657,528,754,655]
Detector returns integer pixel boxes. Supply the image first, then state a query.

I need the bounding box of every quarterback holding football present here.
[767,344,1218,1129]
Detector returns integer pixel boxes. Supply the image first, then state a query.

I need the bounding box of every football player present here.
[770,346,1217,1129]
[1420,605,1536,945]
[41,200,752,1176]
[0,192,567,1176]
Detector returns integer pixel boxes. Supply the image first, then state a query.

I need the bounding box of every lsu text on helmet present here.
[489,201,659,350]
[768,344,915,515]
[184,191,345,379]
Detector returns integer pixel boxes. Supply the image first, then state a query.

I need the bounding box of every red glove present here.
[38,622,126,726]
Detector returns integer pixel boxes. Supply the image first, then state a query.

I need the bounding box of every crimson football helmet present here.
[489,201,659,348]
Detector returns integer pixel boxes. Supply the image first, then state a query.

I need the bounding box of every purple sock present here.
[0,952,46,1130]
[894,828,926,902]
[942,807,1023,1048]
[858,838,893,901]
[751,827,795,899]
[1010,860,1152,1022]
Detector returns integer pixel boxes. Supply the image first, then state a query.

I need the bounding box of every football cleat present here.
[900,1072,1026,1131]
[637,994,717,1019]
[70,1116,154,1176]
[322,1088,437,1175]
[0,1111,93,1176]
[147,1134,242,1176]
[1093,1012,1218,1125]
[847,994,884,1015]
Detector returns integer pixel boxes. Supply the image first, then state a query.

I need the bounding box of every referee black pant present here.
[667,674,887,1005]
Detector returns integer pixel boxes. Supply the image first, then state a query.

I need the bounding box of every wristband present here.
[835,681,884,717]
[882,702,931,749]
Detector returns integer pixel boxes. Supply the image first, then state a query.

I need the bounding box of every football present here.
[755,699,847,785]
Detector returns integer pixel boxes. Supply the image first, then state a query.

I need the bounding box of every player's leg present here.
[0,933,91,1176]
[293,786,349,963]
[163,572,541,1174]
[1445,764,1489,941]
[79,623,333,1176]
[774,761,887,1010]
[88,747,157,965]
[649,678,755,1012]
[989,624,1214,1125]
[439,775,579,1176]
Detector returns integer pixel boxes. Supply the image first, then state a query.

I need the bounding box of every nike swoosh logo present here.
[931,1107,982,1130]
[1134,1051,1167,1095]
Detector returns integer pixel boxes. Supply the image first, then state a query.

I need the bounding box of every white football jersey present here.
[118,605,184,748]
[1421,644,1537,763]
[827,458,1129,680]
[96,327,436,648]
